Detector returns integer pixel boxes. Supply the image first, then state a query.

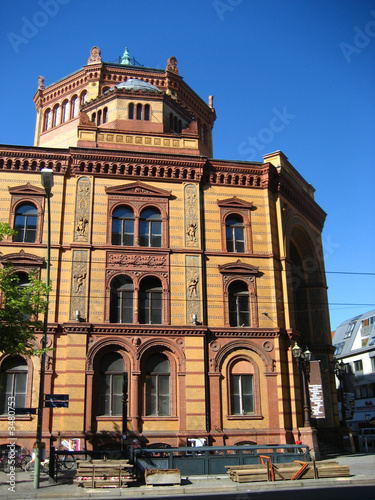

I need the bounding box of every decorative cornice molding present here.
[0,249,45,266]
[105,180,171,198]
[279,173,327,230]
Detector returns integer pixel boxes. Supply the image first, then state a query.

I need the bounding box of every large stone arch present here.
[285,218,329,347]
[86,336,136,371]
[137,337,186,372]
[213,339,274,374]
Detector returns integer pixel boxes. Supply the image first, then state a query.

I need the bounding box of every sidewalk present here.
[1,454,375,499]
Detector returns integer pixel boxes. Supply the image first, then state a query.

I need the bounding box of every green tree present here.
[0,223,48,356]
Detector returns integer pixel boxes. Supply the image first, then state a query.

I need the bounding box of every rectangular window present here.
[226,226,234,252]
[139,220,149,247]
[362,316,375,337]
[371,357,375,372]
[123,220,134,246]
[121,292,133,323]
[111,218,122,245]
[235,227,245,252]
[146,374,170,416]
[230,374,254,415]
[354,360,363,372]
[344,321,356,338]
[99,374,123,415]
[334,342,345,355]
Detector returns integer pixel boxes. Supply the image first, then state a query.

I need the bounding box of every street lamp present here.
[34,167,53,488]
[292,341,312,427]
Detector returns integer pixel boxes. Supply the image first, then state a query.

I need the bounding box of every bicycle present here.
[2,448,32,472]
[25,457,48,473]
[56,453,76,470]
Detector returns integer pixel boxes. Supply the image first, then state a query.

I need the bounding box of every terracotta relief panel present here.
[186,255,201,323]
[184,184,199,248]
[70,250,88,320]
[74,177,91,242]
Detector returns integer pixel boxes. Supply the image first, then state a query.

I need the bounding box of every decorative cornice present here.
[0,250,45,266]
[217,196,254,209]
[105,180,171,198]
[219,259,260,275]
[279,173,327,230]
[8,183,46,196]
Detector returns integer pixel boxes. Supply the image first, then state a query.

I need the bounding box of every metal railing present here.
[47,444,310,481]
[134,444,310,476]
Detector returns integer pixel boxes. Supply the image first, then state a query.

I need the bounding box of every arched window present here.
[53,105,60,127]
[136,103,142,120]
[139,207,162,247]
[144,104,150,121]
[230,359,254,415]
[110,276,134,323]
[97,109,102,125]
[145,353,170,416]
[71,95,78,118]
[0,357,28,414]
[226,215,245,253]
[80,91,87,106]
[44,109,52,131]
[61,100,69,122]
[139,277,162,324]
[13,203,38,243]
[103,107,108,124]
[112,206,134,245]
[98,353,124,416]
[229,281,250,327]
[128,103,134,120]
[92,112,96,123]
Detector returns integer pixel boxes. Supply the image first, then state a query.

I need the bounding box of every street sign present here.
[15,408,37,414]
[44,394,69,408]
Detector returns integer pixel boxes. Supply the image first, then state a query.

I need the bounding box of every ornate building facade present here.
[0,47,339,454]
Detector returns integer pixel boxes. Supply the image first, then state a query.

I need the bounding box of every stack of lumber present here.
[74,459,136,488]
[227,461,350,483]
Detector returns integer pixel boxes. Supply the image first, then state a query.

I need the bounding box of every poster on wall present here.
[308,360,326,419]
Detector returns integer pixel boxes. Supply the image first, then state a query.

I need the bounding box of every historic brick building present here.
[0,46,339,455]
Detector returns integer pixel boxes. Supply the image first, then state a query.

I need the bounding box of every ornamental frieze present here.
[107,252,168,269]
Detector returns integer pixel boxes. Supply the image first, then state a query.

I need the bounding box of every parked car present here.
[357,428,375,445]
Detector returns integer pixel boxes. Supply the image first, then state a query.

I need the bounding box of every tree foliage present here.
[0,223,48,356]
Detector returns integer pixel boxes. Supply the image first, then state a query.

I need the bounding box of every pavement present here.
[1,453,375,499]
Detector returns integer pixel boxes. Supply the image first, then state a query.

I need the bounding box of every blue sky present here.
[0,0,374,331]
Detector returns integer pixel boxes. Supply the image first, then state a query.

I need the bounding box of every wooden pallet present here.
[74,460,136,488]
[227,460,350,483]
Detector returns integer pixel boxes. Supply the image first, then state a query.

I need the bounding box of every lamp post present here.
[334,359,347,427]
[34,167,53,488]
[292,341,312,427]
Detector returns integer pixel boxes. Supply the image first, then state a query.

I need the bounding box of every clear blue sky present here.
[1,0,374,331]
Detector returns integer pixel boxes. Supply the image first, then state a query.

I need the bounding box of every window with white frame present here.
[0,357,28,414]
[145,353,170,416]
[98,352,125,416]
